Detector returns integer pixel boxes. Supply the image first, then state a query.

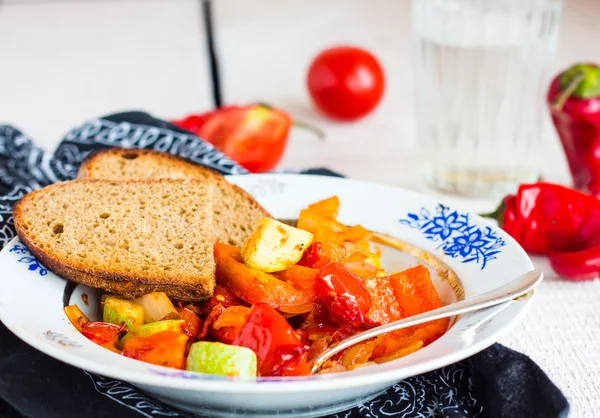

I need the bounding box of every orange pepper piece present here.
[307,196,340,217]
[122,331,188,369]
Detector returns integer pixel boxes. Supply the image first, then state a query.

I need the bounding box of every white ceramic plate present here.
[0,174,534,417]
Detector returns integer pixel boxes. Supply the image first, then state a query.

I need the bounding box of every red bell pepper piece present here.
[81,322,123,346]
[485,182,600,280]
[233,303,308,376]
[172,104,323,173]
[484,182,600,254]
[315,263,372,327]
[547,63,600,196]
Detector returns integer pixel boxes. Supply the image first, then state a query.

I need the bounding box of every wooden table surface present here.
[1,1,599,416]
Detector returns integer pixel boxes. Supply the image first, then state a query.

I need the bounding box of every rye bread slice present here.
[13,179,216,301]
[77,148,270,246]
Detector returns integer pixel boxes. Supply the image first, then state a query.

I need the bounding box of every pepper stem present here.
[552,71,585,112]
[292,120,325,140]
[479,199,506,225]
[257,102,325,140]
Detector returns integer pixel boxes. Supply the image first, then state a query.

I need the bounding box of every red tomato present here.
[233,303,308,376]
[298,242,346,269]
[81,322,122,346]
[202,284,245,316]
[198,105,291,173]
[315,263,372,326]
[178,307,203,340]
[307,46,385,121]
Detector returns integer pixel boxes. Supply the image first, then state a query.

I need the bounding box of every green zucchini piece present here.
[103,296,144,331]
[186,342,257,378]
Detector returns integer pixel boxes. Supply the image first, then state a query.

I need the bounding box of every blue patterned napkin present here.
[0,112,569,418]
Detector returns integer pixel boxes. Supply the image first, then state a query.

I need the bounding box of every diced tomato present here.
[233,303,308,376]
[298,242,346,269]
[81,322,122,346]
[198,303,225,340]
[215,243,316,313]
[315,263,372,327]
[178,307,203,340]
[122,331,188,369]
[202,284,244,316]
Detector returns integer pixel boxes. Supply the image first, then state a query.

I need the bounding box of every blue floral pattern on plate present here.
[400,204,505,269]
[9,240,48,276]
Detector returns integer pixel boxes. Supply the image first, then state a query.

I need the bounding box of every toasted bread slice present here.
[77,148,270,246]
[13,179,215,301]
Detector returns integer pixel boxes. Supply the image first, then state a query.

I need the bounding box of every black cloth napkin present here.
[0,112,569,418]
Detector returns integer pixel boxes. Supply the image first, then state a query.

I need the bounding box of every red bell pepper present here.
[233,303,309,376]
[548,63,600,196]
[484,182,600,280]
[172,104,323,173]
[81,322,123,346]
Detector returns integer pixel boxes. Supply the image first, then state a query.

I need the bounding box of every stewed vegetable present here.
[65,196,449,377]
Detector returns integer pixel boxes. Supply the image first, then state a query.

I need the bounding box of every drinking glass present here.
[412,0,563,198]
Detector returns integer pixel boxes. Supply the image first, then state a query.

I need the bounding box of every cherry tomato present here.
[298,242,347,269]
[81,322,122,346]
[122,331,188,370]
[233,303,308,376]
[198,105,291,173]
[307,46,385,121]
[201,284,245,316]
[315,263,372,326]
[177,307,203,340]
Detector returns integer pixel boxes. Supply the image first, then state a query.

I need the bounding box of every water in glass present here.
[412,0,563,197]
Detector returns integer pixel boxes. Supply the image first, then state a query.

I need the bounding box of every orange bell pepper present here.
[214,243,316,313]
[362,275,403,325]
[371,265,448,359]
[122,331,188,369]
[307,196,340,217]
